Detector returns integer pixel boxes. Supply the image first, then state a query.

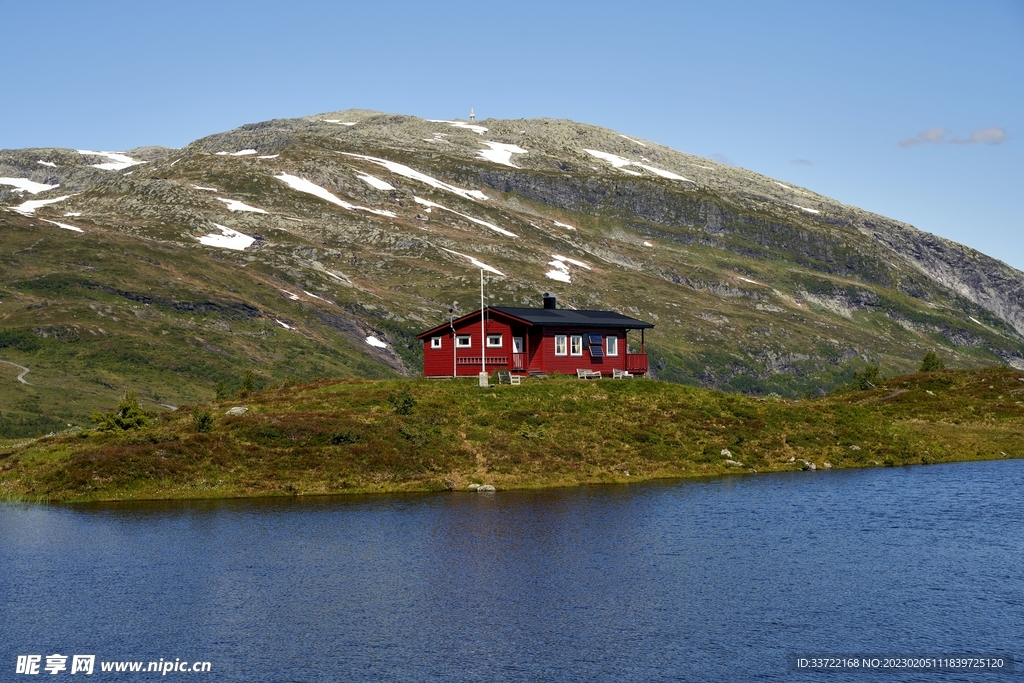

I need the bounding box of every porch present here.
[625,353,649,374]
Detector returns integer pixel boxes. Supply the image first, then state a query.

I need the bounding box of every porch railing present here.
[456,356,508,366]
[511,353,527,370]
[625,353,648,373]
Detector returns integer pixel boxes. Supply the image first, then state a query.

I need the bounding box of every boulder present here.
[225,406,248,416]
[477,484,496,492]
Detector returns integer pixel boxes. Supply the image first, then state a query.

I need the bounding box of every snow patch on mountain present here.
[477,141,528,167]
[0,178,60,194]
[619,134,647,147]
[215,149,257,156]
[323,120,356,126]
[357,173,395,191]
[413,197,517,237]
[585,149,632,168]
[553,221,577,231]
[10,195,71,215]
[217,197,268,214]
[343,153,488,201]
[274,173,396,217]
[545,260,572,283]
[440,247,504,276]
[791,204,820,214]
[42,219,83,233]
[584,149,692,182]
[77,150,143,171]
[365,335,388,348]
[192,185,219,192]
[430,120,488,135]
[197,224,255,250]
[552,254,591,270]
[634,163,689,181]
[37,160,57,168]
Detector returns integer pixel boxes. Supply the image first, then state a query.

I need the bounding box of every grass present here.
[1,367,1022,502]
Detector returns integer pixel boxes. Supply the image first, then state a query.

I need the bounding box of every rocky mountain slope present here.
[2,110,1023,435]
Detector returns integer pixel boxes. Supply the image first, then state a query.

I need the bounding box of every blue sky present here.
[3,0,1021,269]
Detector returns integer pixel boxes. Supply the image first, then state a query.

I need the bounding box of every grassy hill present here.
[2,367,1022,502]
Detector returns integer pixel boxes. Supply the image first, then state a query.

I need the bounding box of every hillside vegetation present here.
[2,367,1022,502]
[3,110,1024,438]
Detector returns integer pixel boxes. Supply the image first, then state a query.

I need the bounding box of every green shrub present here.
[215,380,230,400]
[92,390,151,431]
[330,429,361,445]
[919,351,945,372]
[191,407,214,433]
[387,386,416,415]
[853,365,882,390]
[237,370,256,398]
[0,329,42,352]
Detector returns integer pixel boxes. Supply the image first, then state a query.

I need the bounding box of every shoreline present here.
[2,368,1022,504]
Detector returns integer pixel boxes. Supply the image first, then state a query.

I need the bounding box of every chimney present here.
[543,293,556,309]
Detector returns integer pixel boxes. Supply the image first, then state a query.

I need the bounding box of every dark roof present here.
[490,306,654,329]
[417,306,653,338]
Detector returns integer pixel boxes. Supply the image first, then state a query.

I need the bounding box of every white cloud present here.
[900,126,1007,148]
[952,126,1007,145]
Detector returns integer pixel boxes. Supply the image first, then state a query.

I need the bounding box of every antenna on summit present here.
[469,108,475,122]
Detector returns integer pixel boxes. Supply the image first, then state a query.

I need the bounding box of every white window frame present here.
[606,336,618,356]
[554,335,567,356]
[570,335,583,356]
[486,334,503,348]
[456,335,472,348]
[431,336,442,349]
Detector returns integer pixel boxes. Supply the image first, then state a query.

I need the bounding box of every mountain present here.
[2,109,1023,436]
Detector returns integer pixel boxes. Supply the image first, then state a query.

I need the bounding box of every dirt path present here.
[0,360,31,385]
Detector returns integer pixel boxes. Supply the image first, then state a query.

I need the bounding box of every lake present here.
[2,460,1022,681]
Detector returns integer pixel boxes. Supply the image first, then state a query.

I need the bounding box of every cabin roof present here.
[490,306,654,329]
[416,306,653,338]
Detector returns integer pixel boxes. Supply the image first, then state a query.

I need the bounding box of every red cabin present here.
[417,293,653,378]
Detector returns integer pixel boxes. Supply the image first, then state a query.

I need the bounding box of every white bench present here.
[577,368,602,380]
[612,368,634,379]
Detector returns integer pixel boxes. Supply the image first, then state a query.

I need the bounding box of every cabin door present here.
[512,336,525,370]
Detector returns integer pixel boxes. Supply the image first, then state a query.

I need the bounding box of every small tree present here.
[215,380,230,400]
[92,389,150,431]
[237,369,256,398]
[919,351,945,372]
[853,365,881,390]
[191,407,214,433]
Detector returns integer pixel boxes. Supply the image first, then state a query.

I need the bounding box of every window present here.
[554,335,567,356]
[430,337,442,349]
[456,335,472,348]
[486,334,503,348]
[606,336,618,356]
[570,335,583,356]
